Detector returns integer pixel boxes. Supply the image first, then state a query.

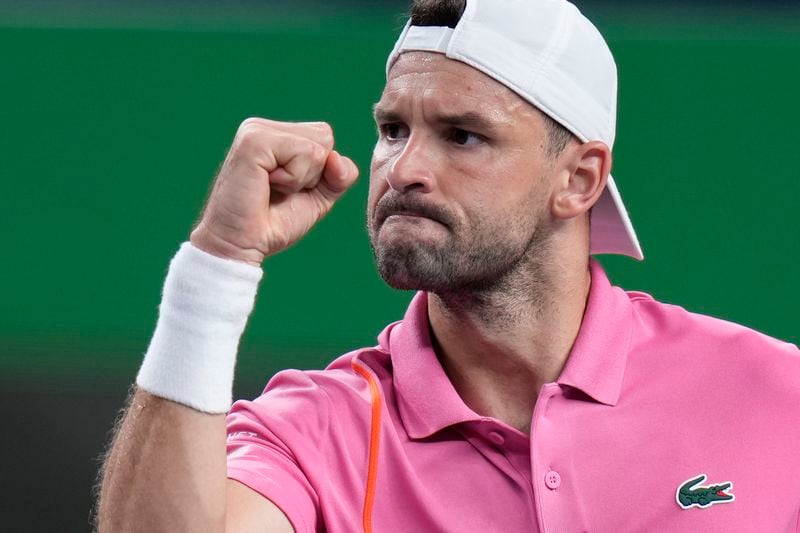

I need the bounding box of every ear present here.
[551,141,612,220]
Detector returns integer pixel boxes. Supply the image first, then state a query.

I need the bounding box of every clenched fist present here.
[190,118,360,266]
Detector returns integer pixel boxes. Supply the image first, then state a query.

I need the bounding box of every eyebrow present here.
[372,104,500,132]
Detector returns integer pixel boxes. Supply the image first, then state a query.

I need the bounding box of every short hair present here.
[409,0,576,157]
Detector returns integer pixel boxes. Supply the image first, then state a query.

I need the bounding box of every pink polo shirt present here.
[226,260,800,532]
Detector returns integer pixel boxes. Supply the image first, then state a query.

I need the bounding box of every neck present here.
[428,251,591,434]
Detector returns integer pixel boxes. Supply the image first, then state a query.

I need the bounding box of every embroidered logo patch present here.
[676,474,735,509]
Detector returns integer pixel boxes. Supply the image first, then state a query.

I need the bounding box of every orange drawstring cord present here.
[351,361,382,533]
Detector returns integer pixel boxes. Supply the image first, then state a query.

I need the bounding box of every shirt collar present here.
[556,259,632,406]
[379,291,482,439]
[381,259,632,439]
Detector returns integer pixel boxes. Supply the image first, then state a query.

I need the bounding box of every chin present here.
[372,241,454,292]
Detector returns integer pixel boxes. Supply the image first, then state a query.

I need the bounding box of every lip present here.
[385,212,429,220]
[382,212,440,226]
[375,202,450,228]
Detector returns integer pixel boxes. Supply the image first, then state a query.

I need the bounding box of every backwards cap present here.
[387,0,644,260]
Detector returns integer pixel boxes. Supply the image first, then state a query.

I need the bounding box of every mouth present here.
[378,209,445,228]
[372,194,452,231]
[384,212,432,222]
[381,214,447,234]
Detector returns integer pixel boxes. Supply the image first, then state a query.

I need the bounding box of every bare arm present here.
[95,118,358,532]
[96,389,293,532]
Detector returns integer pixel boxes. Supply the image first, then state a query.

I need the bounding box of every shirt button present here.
[545,470,561,490]
[487,431,505,446]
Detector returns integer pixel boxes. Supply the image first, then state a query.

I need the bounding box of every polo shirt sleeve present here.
[226,370,331,533]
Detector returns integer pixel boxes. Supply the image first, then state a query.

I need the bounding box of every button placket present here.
[530,385,591,531]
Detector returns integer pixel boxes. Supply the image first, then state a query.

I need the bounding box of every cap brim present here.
[590,175,644,260]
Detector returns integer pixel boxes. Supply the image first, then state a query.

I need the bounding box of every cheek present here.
[459,161,547,229]
[367,152,391,214]
[370,141,394,176]
[366,179,387,214]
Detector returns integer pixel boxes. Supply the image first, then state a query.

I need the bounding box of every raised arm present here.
[95,119,359,532]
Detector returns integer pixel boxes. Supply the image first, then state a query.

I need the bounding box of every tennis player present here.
[96,1,800,531]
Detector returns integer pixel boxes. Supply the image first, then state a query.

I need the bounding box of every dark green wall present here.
[0,6,798,530]
[2,8,797,386]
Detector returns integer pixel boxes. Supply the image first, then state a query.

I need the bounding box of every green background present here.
[0,2,797,531]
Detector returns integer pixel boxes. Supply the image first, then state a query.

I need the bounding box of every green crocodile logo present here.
[676,474,735,509]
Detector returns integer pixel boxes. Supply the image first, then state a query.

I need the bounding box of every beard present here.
[368,192,552,295]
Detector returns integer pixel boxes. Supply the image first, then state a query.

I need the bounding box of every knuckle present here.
[238,117,264,131]
[237,117,278,139]
[314,122,335,147]
[297,138,318,157]
[309,144,327,167]
[235,124,276,153]
[314,121,333,135]
[235,129,261,152]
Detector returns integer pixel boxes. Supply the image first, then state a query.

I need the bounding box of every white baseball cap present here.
[386,0,644,260]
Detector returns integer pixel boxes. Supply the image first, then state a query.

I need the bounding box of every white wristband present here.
[136,242,263,413]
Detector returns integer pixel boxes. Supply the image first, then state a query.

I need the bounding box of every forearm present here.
[97,388,227,532]
[94,117,356,532]
[96,242,261,531]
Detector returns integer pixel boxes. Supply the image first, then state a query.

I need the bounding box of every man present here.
[96,0,800,531]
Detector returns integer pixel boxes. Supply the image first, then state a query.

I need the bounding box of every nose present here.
[385,136,435,194]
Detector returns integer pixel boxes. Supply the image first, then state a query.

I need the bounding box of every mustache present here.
[374,193,454,228]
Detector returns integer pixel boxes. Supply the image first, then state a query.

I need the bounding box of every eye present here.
[447,128,485,146]
[379,123,409,141]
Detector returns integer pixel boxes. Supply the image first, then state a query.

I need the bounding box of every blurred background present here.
[1,0,797,530]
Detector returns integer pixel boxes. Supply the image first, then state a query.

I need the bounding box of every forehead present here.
[377,52,539,121]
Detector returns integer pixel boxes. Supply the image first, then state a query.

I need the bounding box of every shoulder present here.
[625,289,800,395]
[228,347,392,439]
[627,289,798,356]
